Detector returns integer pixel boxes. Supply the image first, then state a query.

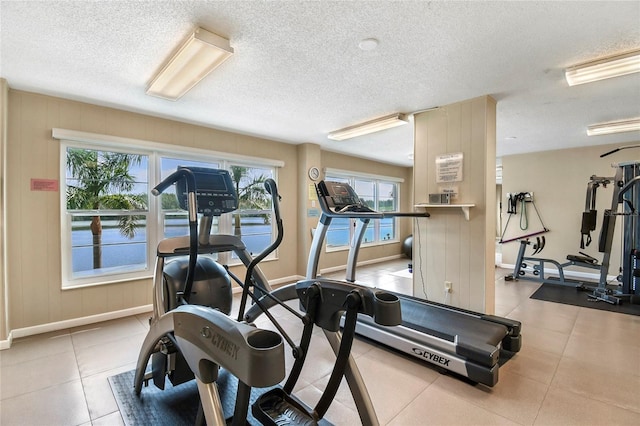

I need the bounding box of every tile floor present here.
[1,259,640,425]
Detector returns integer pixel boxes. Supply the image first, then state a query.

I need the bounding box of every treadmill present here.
[309,180,522,387]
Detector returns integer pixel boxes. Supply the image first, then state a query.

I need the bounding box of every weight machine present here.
[588,157,640,304]
[505,179,609,289]
[505,145,640,305]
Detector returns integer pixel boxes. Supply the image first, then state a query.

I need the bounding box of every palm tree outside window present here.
[229,165,274,257]
[65,148,149,278]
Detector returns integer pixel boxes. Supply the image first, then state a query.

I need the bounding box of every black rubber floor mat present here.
[108,369,276,425]
[530,284,640,316]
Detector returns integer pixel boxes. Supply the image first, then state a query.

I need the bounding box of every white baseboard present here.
[2,304,153,349]
[319,254,403,276]
[2,259,402,350]
[271,275,305,287]
[0,332,13,350]
[231,274,303,293]
[3,274,304,349]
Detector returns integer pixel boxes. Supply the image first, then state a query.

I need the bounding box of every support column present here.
[413,96,496,313]
[296,143,323,276]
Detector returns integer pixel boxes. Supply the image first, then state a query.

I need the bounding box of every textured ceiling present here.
[1,1,639,167]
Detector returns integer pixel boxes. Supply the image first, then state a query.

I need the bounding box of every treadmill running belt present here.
[399,297,508,345]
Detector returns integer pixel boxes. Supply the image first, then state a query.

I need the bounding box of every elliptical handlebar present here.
[264,178,281,220]
[152,168,199,304]
[237,179,285,321]
[152,168,198,223]
[264,178,278,196]
[252,179,284,264]
[153,168,196,197]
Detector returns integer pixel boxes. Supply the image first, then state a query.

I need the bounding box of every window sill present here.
[62,272,153,290]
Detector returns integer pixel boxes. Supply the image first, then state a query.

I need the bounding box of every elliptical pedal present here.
[253,388,328,426]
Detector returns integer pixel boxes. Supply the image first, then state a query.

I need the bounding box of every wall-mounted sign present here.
[308,184,318,201]
[436,153,463,183]
[30,178,59,192]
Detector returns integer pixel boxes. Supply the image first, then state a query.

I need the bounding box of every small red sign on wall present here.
[31,178,59,192]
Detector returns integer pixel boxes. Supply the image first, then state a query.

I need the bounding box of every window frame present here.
[61,142,154,288]
[55,129,283,289]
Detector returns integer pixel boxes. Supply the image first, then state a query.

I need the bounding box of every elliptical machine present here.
[134,166,403,425]
[134,166,288,424]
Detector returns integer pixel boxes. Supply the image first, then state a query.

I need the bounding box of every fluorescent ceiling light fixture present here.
[565,49,640,86]
[328,113,409,141]
[146,27,234,101]
[587,118,640,136]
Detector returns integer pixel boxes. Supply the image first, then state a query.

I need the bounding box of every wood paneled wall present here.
[413,96,496,313]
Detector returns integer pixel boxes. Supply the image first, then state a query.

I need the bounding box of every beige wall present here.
[413,96,496,313]
[3,89,412,335]
[3,90,295,330]
[501,142,638,277]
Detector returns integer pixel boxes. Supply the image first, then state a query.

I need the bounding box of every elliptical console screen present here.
[176,167,238,216]
[318,181,371,212]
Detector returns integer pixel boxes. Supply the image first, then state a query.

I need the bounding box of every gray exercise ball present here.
[402,235,413,259]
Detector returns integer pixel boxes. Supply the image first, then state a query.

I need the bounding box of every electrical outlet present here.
[444,281,452,293]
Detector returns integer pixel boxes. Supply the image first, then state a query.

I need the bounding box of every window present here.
[323,176,351,247]
[65,147,149,283]
[324,173,400,250]
[60,135,279,289]
[378,181,398,242]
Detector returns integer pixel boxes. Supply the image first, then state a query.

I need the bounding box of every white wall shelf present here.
[415,203,475,221]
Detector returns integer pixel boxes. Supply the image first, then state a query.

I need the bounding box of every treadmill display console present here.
[176,167,238,216]
[318,181,372,212]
